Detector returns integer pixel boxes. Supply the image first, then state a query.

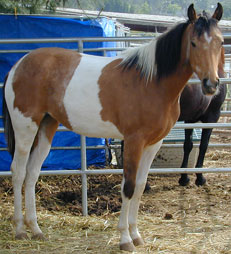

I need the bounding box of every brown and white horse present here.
[3,3,224,252]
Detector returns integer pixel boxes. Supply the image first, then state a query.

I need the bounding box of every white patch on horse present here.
[204,32,212,44]
[120,39,157,82]
[63,54,123,139]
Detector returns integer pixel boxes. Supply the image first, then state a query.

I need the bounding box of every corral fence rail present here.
[0,35,231,215]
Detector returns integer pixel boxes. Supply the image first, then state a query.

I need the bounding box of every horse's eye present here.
[221,41,224,46]
[191,41,196,48]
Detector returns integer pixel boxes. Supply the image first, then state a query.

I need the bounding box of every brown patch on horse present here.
[98,56,192,199]
[31,115,59,153]
[12,48,82,129]
[99,59,171,142]
[98,59,192,144]
[122,135,145,198]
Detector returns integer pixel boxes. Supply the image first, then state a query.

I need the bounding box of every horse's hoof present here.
[15,233,28,240]
[179,177,190,186]
[133,237,144,246]
[195,177,206,186]
[120,242,135,252]
[32,233,47,241]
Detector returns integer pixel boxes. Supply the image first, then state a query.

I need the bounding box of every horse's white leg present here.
[118,178,133,251]
[128,140,163,246]
[24,116,58,240]
[118,136,144,252]
[11,123,38,239]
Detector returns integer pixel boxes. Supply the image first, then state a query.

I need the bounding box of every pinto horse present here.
[3,3,224,252]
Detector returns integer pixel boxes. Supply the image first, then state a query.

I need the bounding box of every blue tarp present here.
[0,15,116,171]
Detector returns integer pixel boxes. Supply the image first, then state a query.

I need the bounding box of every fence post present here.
[81,135,88,216]
[77,39,88,216]
[78,39,83,53]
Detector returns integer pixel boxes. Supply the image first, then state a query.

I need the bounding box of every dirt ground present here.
[1,128,231,253]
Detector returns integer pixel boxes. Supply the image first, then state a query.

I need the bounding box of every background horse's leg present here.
[24,115,58,239]
[179,128,193,186]
[11,122,38,239]
[194,128,212,186]
[128,140,163,246]
[118,136,144,252]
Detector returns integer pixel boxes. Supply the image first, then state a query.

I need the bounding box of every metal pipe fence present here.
[0,35,231,215]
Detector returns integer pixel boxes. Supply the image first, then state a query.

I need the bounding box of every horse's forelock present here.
[194,14,218,37]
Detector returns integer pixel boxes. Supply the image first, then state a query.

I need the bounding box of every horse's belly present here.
[68,115,123,139]
[63,55,123,139]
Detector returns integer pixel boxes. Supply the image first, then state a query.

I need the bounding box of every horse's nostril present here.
[203,78,208,87]
[202,78,218,95]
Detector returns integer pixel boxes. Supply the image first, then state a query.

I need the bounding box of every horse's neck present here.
[157,24,193,104]
[159,63,193,105]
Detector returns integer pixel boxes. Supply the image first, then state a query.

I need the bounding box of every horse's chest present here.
[147,102,180,145]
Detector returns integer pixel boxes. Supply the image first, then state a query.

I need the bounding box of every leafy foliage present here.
[0,0,65,14]
[73,0,231,19]
[0,0,230,19]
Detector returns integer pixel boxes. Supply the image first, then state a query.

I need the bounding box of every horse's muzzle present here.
[202,78,219,95]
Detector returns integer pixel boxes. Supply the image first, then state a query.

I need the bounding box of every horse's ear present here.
[188,4,197,23]
[212,3,223,21]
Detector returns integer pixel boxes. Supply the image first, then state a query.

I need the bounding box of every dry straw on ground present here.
[1,130,231,253]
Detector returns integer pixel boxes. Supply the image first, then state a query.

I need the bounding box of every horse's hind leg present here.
[24,115,58,239]
[11,120,39,239]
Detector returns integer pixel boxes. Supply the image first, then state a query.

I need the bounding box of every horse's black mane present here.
[155,11,219,81]
[155,21,190,80]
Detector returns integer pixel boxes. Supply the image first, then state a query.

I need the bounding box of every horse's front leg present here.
[128,141,163,246]
[195,128,212,186]
[179,128,193,186]
[118,136,145,252]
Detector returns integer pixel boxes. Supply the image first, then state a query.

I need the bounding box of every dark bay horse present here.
[3,3,224,252]
[178,79,227,186]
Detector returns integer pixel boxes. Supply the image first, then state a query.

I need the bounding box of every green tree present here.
[166,3,181,15]
[134,1,151,14]
[0,0,67,14]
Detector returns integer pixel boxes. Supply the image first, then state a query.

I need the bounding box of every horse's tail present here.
[2,74,15,157]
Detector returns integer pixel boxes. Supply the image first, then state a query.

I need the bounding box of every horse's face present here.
[187,3,224,95]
